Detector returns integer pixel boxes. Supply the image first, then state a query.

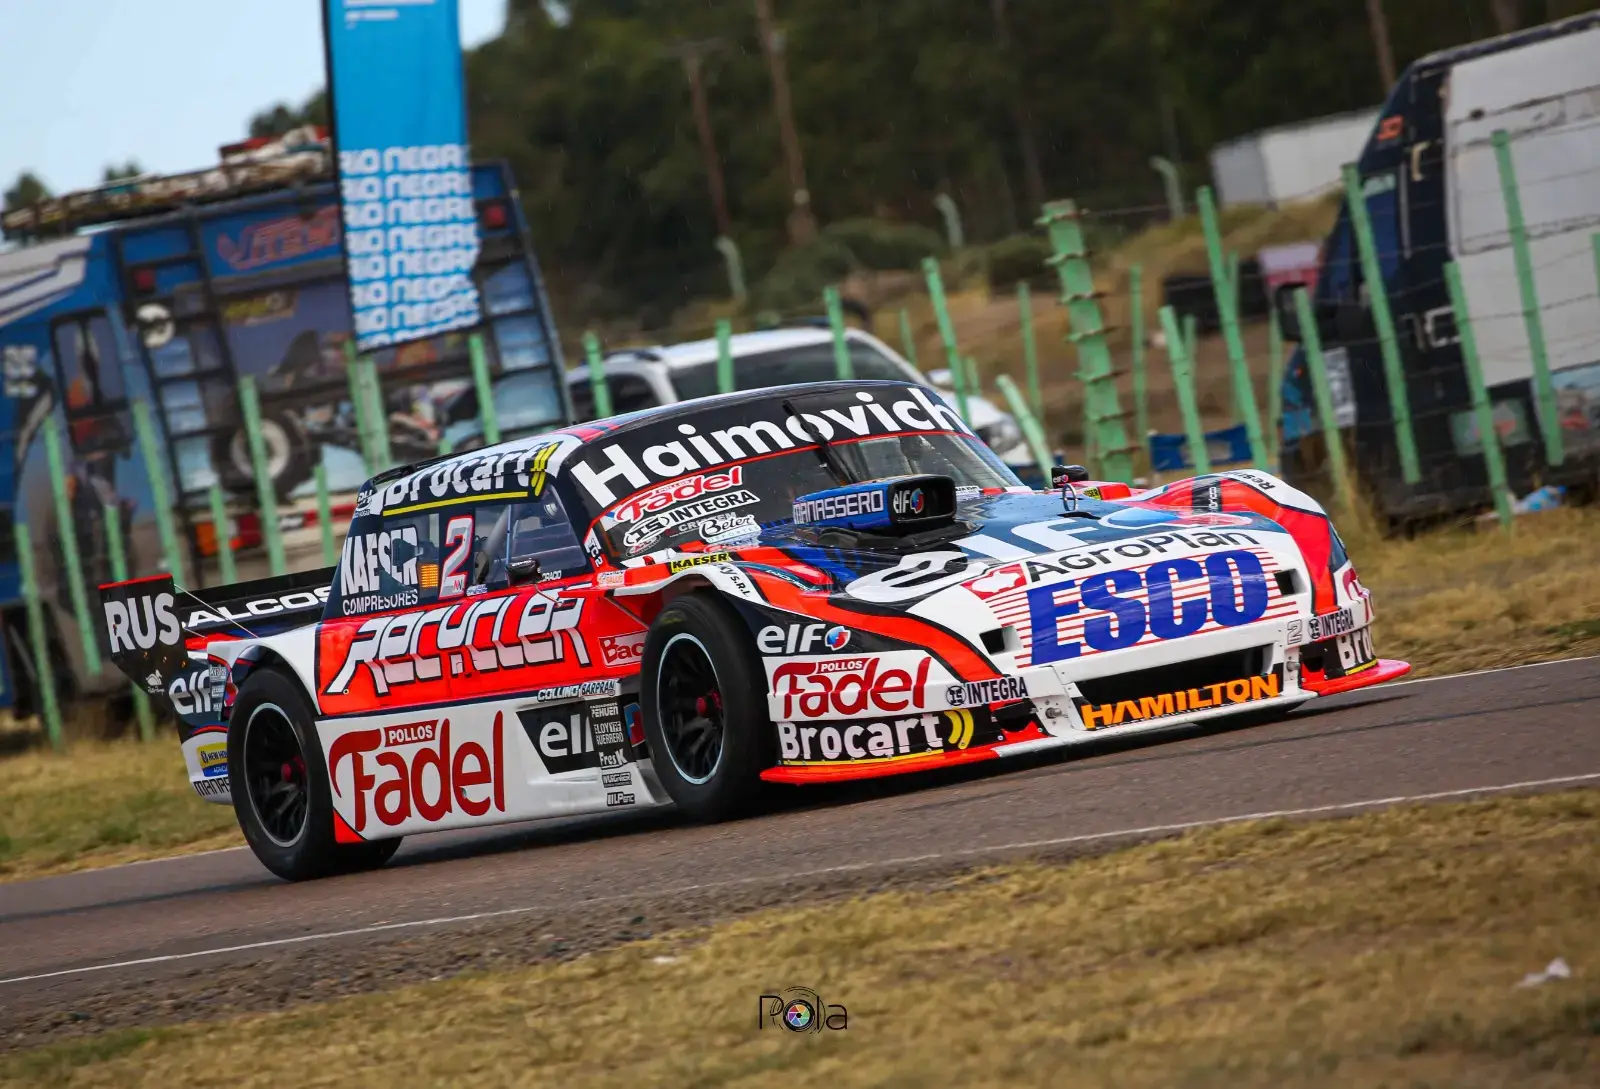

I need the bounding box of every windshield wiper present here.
[782,398,852,486]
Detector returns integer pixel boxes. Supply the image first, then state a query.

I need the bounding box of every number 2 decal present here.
[441,515,473,599]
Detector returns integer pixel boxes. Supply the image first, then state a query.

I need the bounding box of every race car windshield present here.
[599,430,1019,559]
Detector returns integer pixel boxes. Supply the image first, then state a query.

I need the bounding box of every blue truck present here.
[0,135,569,716]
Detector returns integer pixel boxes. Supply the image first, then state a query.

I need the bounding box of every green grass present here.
[3,792,1595,1087]
[0,739,240,881]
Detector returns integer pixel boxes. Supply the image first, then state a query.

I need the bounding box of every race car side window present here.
[473,492,588,585]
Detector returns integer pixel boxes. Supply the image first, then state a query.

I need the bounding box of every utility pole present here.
[667,39,734,241]
[753,0,816,245]
[1364,0,1397,90]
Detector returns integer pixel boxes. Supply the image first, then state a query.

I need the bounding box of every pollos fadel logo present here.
[772,656,932,720]
[823,625,851,651]
[327,714,507,833]
[610,466,744,524]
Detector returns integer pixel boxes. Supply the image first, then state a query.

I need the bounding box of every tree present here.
[3,171,50,214]
[248,90,328,138]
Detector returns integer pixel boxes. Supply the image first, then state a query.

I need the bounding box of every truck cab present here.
[0,134,569,714]
[1277,13,1600,522]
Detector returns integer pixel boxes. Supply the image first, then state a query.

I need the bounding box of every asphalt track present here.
[2,655,1597,1045]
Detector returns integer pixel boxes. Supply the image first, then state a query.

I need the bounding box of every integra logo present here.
[568,387,971,506]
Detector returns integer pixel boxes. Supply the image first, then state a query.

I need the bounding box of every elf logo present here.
[893,488,925,516]
[757,622,852,656]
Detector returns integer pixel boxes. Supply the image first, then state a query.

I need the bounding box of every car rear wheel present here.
[641,593,774,821]
[229,668,401,880]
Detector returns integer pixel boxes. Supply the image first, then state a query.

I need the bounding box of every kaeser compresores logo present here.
[758,987,847,1033]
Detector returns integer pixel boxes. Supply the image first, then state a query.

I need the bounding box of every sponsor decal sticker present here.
[327,713,507,833]
[757,622,851,656]
[943,677,1028,707]
[666,551,732,574]
[793,488,884,525]
[196,742,229,778]
[193,776,231,800]
[518,699,633,775]
[699,511,761,545]
[776,707,994,763]
[1022,548,1290,664]
[772,655,933,720]
[599,631,646,668]
[1074,668,1283,731]
[377,441,563,516]
[1308,607,1356,642]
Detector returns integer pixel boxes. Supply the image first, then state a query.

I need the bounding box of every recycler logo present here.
[758,986,847,1033]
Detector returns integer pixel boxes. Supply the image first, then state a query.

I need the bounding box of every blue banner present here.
[325,0,481,351]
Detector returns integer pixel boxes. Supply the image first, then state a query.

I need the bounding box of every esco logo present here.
[1027,549,1271,663]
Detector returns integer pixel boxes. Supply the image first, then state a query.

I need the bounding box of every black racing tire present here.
[228,668,402,880]
[641,593,775,821]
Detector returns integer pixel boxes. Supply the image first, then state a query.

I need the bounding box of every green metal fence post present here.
[1266,306,1285,470]
[964,355,982,401]
[1197,185,1268,469]
[344,339,376,472]
[362,357,393,471]
[714,319,735,395]
[1149,156,1185,220]
[1017,281,1043,420]
[922,257,969,422]
[238,376,286,576]
[15,522,63,750]
[582,331,613,418]
[314,463,337,567]
[1492,129,1563,467]
[1158,306,1211,476]
[1225,249,1241,315]
[1343,163,1420,483]
[131,398,185,583]
[1445,262,1514,530]
[41,417,101,674]
[102,503,155,741]
[714,236,747,303]
[469,332,503,443]
[206,483,238,585]
[1292,288,1354,513]
[995,374,1052,475]
[1039,199,1135,483]
[1129,264,1148,448]
[1182,313,1198,373]
[823,286,854,380]
[898,308,918,369]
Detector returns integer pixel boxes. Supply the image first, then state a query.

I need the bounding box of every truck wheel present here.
[229,668,401,880]
[641,593,775,821]
[213,410,315,500]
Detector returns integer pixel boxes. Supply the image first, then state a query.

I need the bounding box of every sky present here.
[0,0,507,196]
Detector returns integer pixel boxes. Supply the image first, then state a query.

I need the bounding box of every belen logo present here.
[327,713,506,832]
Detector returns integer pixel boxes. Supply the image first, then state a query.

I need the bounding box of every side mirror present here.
[506,555,542,584]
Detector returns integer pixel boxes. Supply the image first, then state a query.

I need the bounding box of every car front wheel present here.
[640,593,774,821]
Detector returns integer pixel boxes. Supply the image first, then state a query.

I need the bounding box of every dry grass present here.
[4,791,1595,1088]
[0,740,240,882]
[1355,505,1600,676]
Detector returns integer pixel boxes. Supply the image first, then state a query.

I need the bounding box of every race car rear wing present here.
[97,567,333,729]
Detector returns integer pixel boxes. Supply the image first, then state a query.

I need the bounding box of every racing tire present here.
[229,668,402,881]
[641,593,775,822]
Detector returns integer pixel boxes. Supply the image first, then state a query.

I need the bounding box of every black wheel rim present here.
[657,633,726,785]
[243,702,309,847]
